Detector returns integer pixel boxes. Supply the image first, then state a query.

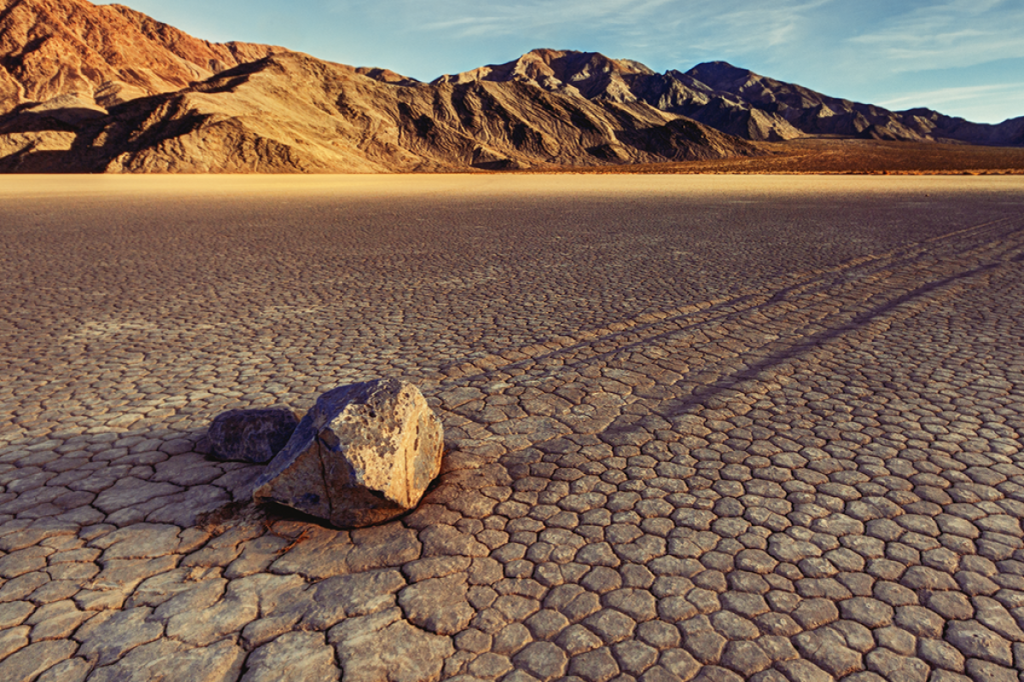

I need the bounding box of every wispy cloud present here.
[686,0,833,52]
[847,0,1024,71]
[882,83,1020,108]
[330,0,837,68]
[414,0,680,36]
[880,83,1024,122]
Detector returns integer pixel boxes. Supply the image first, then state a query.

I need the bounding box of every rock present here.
[74,607,164,666]
[514,642,570,681]
[164,578,259,647]
[946,620,1013,666]
[865,649,929,682]
[36,658,92,682]
[305,569,406,629]
[207,408,299,464]
[241,632,339,682]
[329,609,453,682]
[794,627,863,677]
[0,639,77,682]
[397,574,474,635]
[0,0,281,117]
[86,638,246,682]
[254,378,444,528]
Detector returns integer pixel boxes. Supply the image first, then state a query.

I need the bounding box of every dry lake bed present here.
[1,174,1024,682]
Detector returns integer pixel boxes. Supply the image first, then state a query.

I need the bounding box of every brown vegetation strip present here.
[525,139,1024,175]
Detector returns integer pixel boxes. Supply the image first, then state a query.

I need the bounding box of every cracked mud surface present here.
[1,175,1024,682]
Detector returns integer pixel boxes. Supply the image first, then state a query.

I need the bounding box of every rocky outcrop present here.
[253,378,444,528]
[435,51,816,142]
[0,0,284,114]
[207,408,299,464]
[662,60,1024,145]
[442,50,1024,146]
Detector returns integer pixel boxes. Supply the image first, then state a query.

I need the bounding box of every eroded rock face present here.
[253,379,443,528]
[0,0,284,115]
[207,408,299,464]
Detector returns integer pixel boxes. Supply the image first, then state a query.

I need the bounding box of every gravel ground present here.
[1,174,1023,682]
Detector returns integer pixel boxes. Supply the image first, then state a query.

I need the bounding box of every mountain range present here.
[2,0,1022,173]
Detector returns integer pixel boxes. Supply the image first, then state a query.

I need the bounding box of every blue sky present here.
[107,0,1024,124]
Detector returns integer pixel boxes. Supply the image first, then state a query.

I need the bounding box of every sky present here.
[105,0,1024,124]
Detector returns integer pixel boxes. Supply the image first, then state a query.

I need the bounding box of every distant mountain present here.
[0,0,1020,173]
[433,50,802,142]
[445,50,1024,146]
[680,61,1024,145]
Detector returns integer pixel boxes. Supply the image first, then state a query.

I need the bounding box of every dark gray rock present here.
[253,378,444,528]
[207,408,299,464]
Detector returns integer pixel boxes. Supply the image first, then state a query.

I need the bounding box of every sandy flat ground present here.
[1,175,1024,681]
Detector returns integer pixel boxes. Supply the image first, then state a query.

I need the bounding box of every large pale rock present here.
[208,408,299,463]
[253,379,444,528]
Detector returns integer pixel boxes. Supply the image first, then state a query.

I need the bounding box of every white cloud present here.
[882,83,1022,109]
[847,0,1024,71]
[686,0,833,52]
[337,0,836,64]
[880,83,1024,122]
[415,0,678,34]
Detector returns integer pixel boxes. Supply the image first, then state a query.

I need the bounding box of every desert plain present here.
[1,174,1024,682]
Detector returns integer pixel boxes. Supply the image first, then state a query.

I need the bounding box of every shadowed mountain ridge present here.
[444,50,1023,146]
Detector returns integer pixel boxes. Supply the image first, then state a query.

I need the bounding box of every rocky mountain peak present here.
[434,49,653,101]
[685,60,749,81]
[0,0,284,113]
